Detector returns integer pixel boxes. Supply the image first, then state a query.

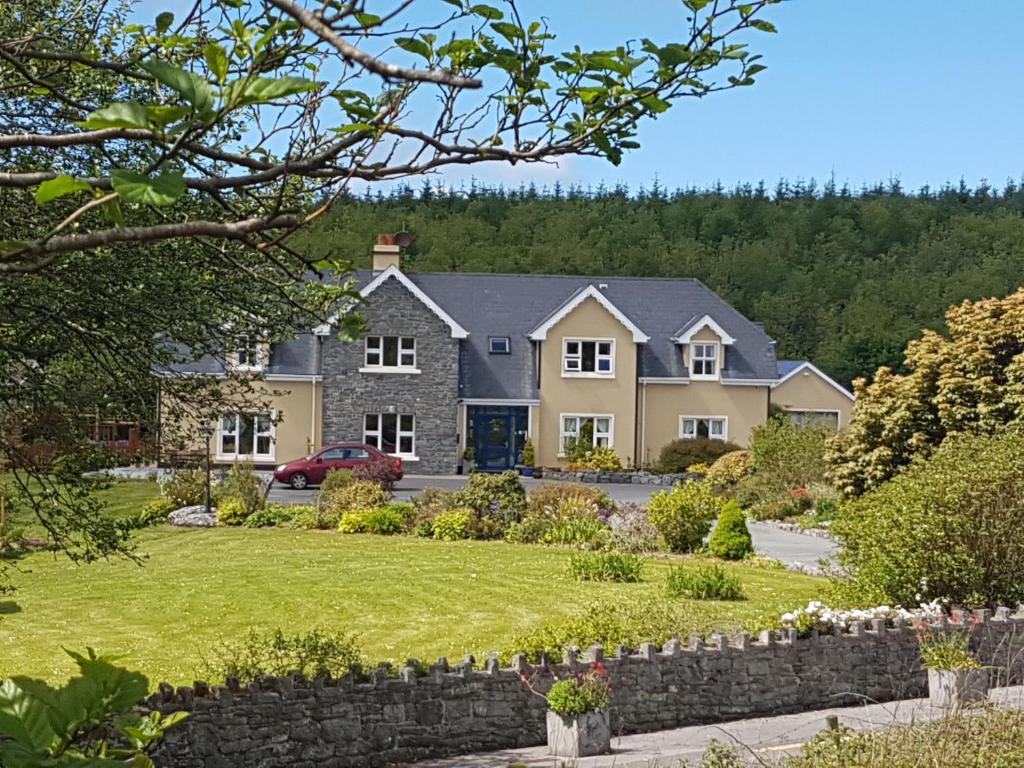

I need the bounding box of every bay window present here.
[364,413,415,456]
[364,336,416,370]
[218,412,274,459]
[680,416,727,441]
[563,339,614,376]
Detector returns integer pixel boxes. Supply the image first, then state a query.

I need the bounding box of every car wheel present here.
[289,472,309,490]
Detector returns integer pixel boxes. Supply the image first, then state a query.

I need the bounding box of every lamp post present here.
[200,422,214,514]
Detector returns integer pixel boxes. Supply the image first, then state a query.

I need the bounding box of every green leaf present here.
[140,61,214,116]
[0,679,57,751]
[749,19,778,33]
[395,37,432,62]
[640,95,671,114]
[154,12,174,33]
[469,3,504,20]
[203,43,229,84]
[103,199,125,227]
[331,123,376,134]
[224,76,319,107]
[490,22,522,43]
[145,105,191,129]
[78,103,152,130]
[354,12,381,27]
[35,175,93,205]
[110,170,186,206]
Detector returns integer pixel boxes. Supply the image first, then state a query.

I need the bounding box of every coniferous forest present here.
[297,179,1024,386]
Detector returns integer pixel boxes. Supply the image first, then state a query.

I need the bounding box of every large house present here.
[161,237,854,474]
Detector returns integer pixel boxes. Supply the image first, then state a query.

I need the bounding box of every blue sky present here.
[435,0,1024,192]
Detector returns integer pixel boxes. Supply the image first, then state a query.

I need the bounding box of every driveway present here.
[267,475,836,566]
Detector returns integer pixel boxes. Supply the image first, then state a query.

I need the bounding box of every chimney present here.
[372,233,401,272]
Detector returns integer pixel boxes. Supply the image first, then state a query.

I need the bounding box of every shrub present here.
[526,482,615,517]
[410,487,459,537]
[665,565,745,601]
[546,666,610,715]
[568,551,645,582]
[219,462,267,516]
[338,506,406,535]
[289,504,338,530]
[707,502,753,560]
[833,432,1024,606]
[543,515,610,549]
[216,496,249,526]
[686,462,711,475]
[656,438,741,474]
[566,446,622,471]
[432,508,473,541]
[244,503,297,528]
[137,497,175,527]
[455,470,526,520]
[324,479,391,518]
[750,417,829,492]
[608,502,661,553]
[748,499,797,521]
[160,468,208,507]
[705,450,753,487]
[354,458,402,492]
[320,468,355,498]
[202,628,363,683]
[522,437,535,468]
[505,513,554,544]
[646,480,724,553]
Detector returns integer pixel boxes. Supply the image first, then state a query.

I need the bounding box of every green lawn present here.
[1,524,825,686]
[5,479,162,536]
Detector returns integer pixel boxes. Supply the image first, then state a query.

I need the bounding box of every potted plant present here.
[544,663,612,758]
[916,620,988,708]
[462,446,475,473]
[519,438,535,477]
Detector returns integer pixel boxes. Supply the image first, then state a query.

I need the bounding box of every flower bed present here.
[542,469,699,485]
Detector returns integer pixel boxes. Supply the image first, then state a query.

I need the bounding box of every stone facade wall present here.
[541,469,698,485]
[321,277,460,475]
[151,608,1024,768]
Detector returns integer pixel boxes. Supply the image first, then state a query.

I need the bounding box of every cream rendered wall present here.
[770,370,854,428]
[640,381,769,464]
[536,297,638,467]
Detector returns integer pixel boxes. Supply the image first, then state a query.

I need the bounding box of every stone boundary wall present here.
[150,608,1024,768]
[541,469,698,485]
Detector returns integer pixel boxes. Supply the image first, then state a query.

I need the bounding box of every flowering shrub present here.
[353,458,402,492]
[779,599,945,638]
[647,480,724,553]
[159,468,208,507]
[565,446,622,471]
[544,663,611,716]
[915,616,981,670]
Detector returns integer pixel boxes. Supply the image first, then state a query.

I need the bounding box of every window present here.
[234,335,264,370]
[690,342,718,378]
[219,413,274,459]
[559,414,613,454]
[786,410,840,430]
[563,339,614,375]
[364,413,415,456]
[488,336,511,355]
[680,416,727,441]
[320,447,347,461]
[364,336,416,369]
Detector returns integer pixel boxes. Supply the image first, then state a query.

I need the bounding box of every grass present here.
[4,479,161,536]
[2,481,825,687]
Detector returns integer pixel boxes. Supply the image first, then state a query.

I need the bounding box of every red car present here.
[274,443,403,489]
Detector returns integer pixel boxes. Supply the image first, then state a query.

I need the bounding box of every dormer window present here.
[233,335,264,371]
[691,342,718,379]
[563,339,614,377]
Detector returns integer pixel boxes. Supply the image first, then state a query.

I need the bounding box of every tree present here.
[827,289,1024,496]
[0,0,781,582]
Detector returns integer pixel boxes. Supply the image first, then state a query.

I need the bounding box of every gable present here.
[528,285,649,343]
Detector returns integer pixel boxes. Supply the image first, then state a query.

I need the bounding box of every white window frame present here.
[558,414,614,456]
[784,408,841,430]
[363,412,416,458]
[690,342,719,379]
[216,412,276,460]
[679,415,729,441]
[361,335,419,373]
[562,338,615,377]
[233,335,265,372]
[488,336,511,355]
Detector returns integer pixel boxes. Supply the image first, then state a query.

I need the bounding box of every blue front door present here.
[469,407,528,471]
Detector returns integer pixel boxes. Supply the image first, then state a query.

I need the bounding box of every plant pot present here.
[546,709,611,758]
[928,668,989,709]
[521,467,534,477]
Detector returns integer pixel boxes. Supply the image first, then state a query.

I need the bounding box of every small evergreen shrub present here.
[522,438,535,468]
[160,468,208,507]
[656,438,741,474]
[567,551,645,582]
[320,468,355,497]
[325,479,391,517]
[243,503,297,528]
[338,506,406,535]
[647,480,724,553]
[137,497,175,527]
[705,450,753,487]
[201,628,364,683]
[216,496,249,526]
[431,508,473,540]
[353,458,402,492]
[707,501,753,560]
[665,565,745,601]
[219,462,266,516]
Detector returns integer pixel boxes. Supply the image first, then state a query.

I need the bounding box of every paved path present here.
[267,476,836,566]
[408,685,1024,767]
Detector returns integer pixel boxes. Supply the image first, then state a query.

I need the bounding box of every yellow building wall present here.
[770,370,854,428]
[639,381,769,465]
[536,298,638,467]
[159,378,322,466]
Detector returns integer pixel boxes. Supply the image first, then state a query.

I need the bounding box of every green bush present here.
[656,438,741,474]
[410,487,459,537]
[338,506,406,535]
[566,446,622,471]
[432,508,473,541]
[216,496,249,526]
[504,513,553,544]
[289,504,339,530]
[320,468,355,498]
[546,671,610,715]
[646,480,724,553]
[666,565,745,601]
[160,468,208,507]
[137,497,175,527]
[527,482,615,516]
[219,462,266,516]
[567,551,645,582]
[543,515,609,549]
[243,503,297,528]
[324,479,391,518]
[705,450,753,487]
[750,417,829,492]
[707,502,753,560]
[201,628,363,683]
[833,432,1024,606]
[454,470,526,520]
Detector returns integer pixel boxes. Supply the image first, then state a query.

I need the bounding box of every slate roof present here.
[776,359,807,379]
[164,333,320,377]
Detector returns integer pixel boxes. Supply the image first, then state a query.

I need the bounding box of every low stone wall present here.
[541,469,698,485]
[150,608,1024,768]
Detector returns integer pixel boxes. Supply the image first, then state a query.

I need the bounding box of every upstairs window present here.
[690,342,718,378]
[680,416,727,441]
[234,335,264,370]
[563,339,614,376]
[364,336,416,369]
[488,336,511,355]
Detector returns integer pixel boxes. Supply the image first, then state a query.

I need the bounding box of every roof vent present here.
[598,283,609,290]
